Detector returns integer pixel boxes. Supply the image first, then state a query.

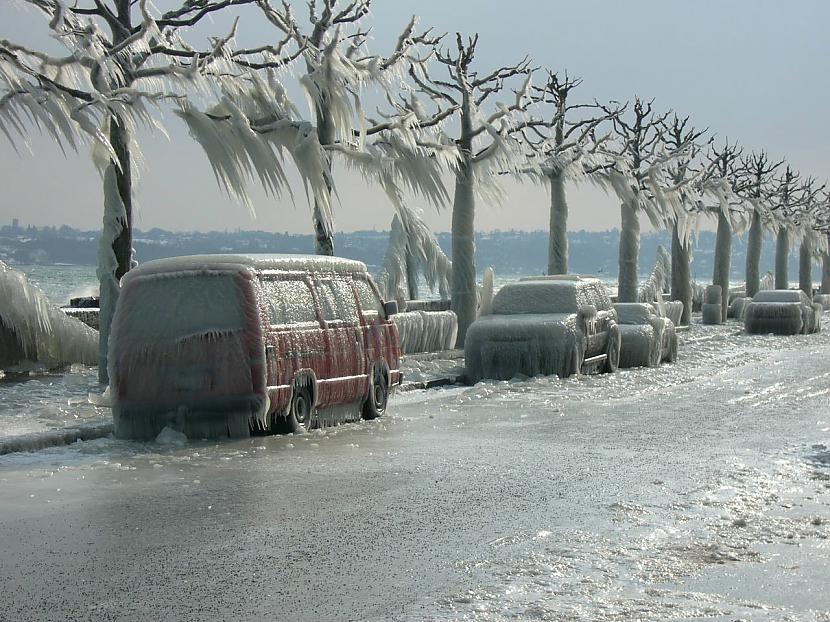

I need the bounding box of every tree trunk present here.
[547,171,568,275]
[745,208,763,297]
[405,245,419,301]
[822,234,830,294]
[451,161,476,347]
[799,236,813,299]
[97,114,132,384]
[712,209,732,321]
[774,228,789,289]
[313,99,335,256]
[671,223,691,325]
[617,198,640,303]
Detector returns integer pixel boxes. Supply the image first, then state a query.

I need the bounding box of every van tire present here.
[363,362,388,420]
[287,384,314,433]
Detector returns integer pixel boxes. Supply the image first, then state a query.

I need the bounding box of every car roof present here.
[123,254,368,282]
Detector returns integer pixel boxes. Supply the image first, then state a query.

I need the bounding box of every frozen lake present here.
[1,307,829,619]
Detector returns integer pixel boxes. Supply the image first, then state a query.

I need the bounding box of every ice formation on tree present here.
[0,261,98,371]
[376,206,452,303]
[638,245,672,304]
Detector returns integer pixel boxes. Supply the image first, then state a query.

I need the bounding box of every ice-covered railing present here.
[393,311,458,354]
[0,261,98,371]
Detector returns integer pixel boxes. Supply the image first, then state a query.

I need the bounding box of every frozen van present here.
[109,254,402,440]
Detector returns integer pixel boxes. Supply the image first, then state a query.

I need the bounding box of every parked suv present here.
[109,254,401,440]
[465,276,620,383]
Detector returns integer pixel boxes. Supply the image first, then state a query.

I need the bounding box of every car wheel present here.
[287,383,314,433]
[648,322,664,367]
[602,324,620,374]
[564,342,582,378]
[363,362,388,420]
[665,331,678,363]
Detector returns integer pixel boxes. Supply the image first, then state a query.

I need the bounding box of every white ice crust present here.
[124,253,368,284]
[0,261,98,370]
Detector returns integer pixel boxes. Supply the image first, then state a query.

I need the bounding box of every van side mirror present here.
[383,300,398,317]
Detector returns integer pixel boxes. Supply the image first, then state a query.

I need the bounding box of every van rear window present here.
[122,272,245,340]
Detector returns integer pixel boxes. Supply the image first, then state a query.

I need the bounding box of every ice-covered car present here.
[614,303,677,368]
[109,254,402,440]
[464,276,620,383]
[744,289,823,335]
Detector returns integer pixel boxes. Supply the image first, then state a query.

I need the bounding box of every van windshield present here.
[120,272,245,341]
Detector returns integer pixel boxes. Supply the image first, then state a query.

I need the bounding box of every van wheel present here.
[363,363,388,420]
[288,384,314,433]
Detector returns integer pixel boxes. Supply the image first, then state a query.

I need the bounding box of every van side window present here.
[315,279,359,324]
[354,279,383,317]
[314,280,340,322]
[263,279,317,325]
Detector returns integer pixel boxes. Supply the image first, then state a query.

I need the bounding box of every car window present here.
[262,279,318,325]
[353,279,383,317]
[329,279,360,323]
[314,279,359,324]
[314,280,340,322]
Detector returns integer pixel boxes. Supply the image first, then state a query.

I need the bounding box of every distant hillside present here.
[0,223,815,280]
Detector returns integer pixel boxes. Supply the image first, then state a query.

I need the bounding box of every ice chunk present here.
[0,261,98,371]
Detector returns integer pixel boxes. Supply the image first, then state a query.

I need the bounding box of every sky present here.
[0,0,828,236]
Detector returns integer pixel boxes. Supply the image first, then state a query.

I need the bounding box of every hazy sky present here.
[1,0,828,236]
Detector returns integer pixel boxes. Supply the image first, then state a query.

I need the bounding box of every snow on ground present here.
[0,315,829,620]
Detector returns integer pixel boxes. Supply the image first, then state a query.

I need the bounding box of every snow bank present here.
[392,311,458,354]
[0,261,98,371]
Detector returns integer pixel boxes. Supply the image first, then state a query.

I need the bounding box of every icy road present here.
[1,320,829,621]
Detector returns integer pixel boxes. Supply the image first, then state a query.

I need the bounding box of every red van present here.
[108,254,402,440]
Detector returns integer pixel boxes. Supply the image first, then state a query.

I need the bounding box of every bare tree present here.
[737,151,784,297]
[792,178,827,298]
[0,0,266,382]
[599,98,672,303]
[661,114,709,324]
[701,140,748,321]
[527,72,620,275]
[249,0,446,255]
[769,166,801,290]
[408,33,536,345]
